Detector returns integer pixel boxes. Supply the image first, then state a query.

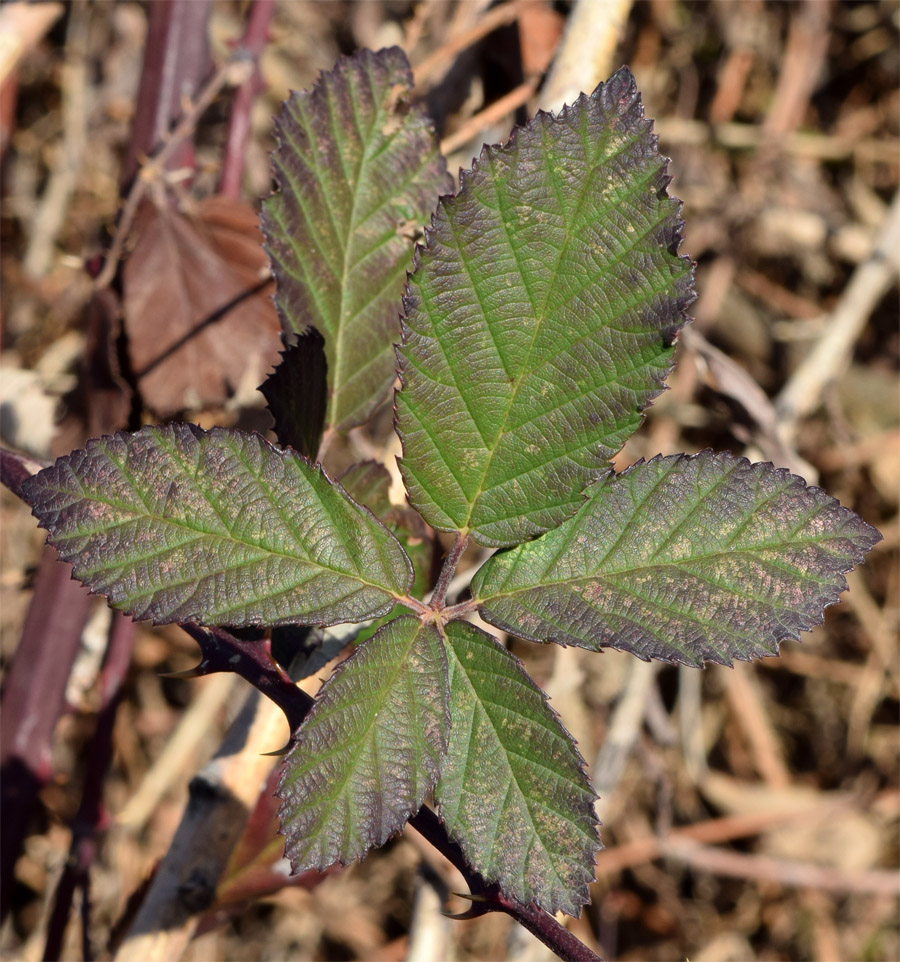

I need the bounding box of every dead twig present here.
[0,2,64,86]
[541,0,634,112]
[440,78,538,158]
[774,188,900,443]
[22,0,88,279]
[595,790,868,878]
[663,836,900,896]
[93,55,252,292]
[411,0,525,91]
[722,661,792,789]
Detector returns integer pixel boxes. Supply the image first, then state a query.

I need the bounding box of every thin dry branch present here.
[664,837,900,896]
[93,56,252,292]
[411,0,525,90]
[775,189,900,443]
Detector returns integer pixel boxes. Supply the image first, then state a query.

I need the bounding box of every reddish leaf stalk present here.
[430,533,470,609]
[0,546,93,921]
[42,613,136,962]
[219,0,275,199]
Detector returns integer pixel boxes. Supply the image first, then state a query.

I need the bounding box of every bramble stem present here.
[440,597,479,621]
[396,595,430,616]
[430,533,469,609]
[496,898,604,962]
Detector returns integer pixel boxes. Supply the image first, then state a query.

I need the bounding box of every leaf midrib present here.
[478,535,844,603]
[46,481,405,600]
[444,633,594,895]
[287,623,438,855]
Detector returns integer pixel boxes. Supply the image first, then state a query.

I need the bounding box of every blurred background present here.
[0,1,897,960]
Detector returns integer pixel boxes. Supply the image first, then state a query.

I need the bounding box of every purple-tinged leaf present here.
[435,621,599,917]
[261,47,451,433]
[473,452,882,666]
[396,66,693,547]
[22,424,412,627]
[277,616,449,870]
[259,328,328,458]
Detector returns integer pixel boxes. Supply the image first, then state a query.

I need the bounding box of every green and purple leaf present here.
[277,616,449,870]
[21,424,412,627]
[396,66,693,547]
[473,452,882,666]
[261,47,451,433]
[435,621,599,917]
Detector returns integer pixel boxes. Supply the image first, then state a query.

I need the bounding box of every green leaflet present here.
[396,67,693,547]
[277,616,449,869]
[22,424,412,627]
[473,452,883,666]
[261,47,451,432]
[435,621,599,916]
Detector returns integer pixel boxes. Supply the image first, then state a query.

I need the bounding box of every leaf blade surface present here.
[474,452,882,666]
[22,424,412,626]
[277,616,449,869]
[435,620,599,916]
[396,67,693,546]
[261,47,450,432]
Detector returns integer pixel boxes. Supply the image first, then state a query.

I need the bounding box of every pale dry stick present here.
[93,55,252,293]
[114,690,289,962]
[799,889,843,962]
[541,0,634,112]
[592,660,662,820]
[594,790,859,878]
[115,673,241,831]
[411,0,524,91]
[22,0,89,279]
[440,78,539,158]
[721,661,793,790]
[677,664,708,784]
[662,836,900,896]
[843,568,899,685]
[760,645,895,691]
[761,0,831,142]
[845,650,889,761]
[680,325,815,480]
[655,116,900,165]
[406,875,452,962]
[0,1,64,85]
[775,189,900,445]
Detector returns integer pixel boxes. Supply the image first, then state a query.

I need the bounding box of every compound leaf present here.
[473,452,882,666]
[277,616,449,870]
[396,67,693,547]
[21,423,412,627]
[261,47,451,433]
[435,620,599,916]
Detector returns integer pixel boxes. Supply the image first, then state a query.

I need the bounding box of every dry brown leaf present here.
[122,195,280,416]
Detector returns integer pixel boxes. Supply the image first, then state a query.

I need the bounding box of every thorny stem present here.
[497,899,604,962]
[430,533,470,609]
[0,452,601,960]
[180,627,603,962]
